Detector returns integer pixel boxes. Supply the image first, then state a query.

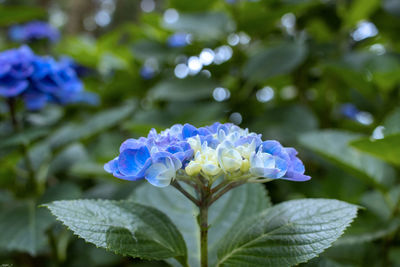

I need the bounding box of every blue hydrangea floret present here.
[105,123,311,187]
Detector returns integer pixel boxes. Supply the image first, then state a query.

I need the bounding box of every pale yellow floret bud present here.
[185,162,202,176]
[240,158,250,172]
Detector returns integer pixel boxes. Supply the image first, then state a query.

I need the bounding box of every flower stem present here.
[199,201,208,267]
[198,182,210,267]
[209,181,244,206]
[7,98,37,195]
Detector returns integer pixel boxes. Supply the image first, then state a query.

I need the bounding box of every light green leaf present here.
[45,200,187,262]
[216,199,358,267]
[243,42,307,82]
[0,200,54,255]
[350,134,400,166]
[130,183,271,267]
[299,130,395,188]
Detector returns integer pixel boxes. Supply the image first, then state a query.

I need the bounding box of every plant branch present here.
[171,180,200,206]
[211,180,229,194]
[209,181,244,206]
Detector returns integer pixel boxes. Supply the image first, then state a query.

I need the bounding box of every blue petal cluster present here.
[104,124,194,187]
[105,123,310,187]
[0,46,98,110]
[9,21,60,43]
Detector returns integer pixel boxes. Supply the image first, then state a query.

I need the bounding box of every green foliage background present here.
[0,0,400,266]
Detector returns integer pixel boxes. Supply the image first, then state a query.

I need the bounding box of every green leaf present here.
[335,219,400,245]
[0,200,54,255]
[216,199,358,267]
[27,103,135,171]
[47,103,135,149]
[45,200,187,262]
[299,130,395,188]
[149,77,217,102]
[0,6,46,26]
[383,0,400,17]
[130,183,271,267]
[0,128,49,149]
[39,182,82,204]
[48,143,89,175]
[168,0,214,12]
[243,42,307,82]
[163,12,234,40]
[343,0,380,28]
[350,134,400,166]
[132,40,179,61]
[383,107,400,135]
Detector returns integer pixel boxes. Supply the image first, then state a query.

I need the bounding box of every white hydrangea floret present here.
[187,135,202,153]
[216,140,243,173]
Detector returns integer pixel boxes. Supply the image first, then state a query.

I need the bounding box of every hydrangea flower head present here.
[105,123,311,187]
[0,45,98,110]
[9,21,60,43]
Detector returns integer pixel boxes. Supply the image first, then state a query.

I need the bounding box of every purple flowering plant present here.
[45,123,359,267]
[40,122,356,267]
[46,123,357,267]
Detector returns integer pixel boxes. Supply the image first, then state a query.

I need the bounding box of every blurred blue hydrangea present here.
[339,103,359,119]
[140,65,156,80]
[9,21,60,43]
[60,56,93,78]
[167,33,190,48]
[105,123,310,187]
[0,45,98,110]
